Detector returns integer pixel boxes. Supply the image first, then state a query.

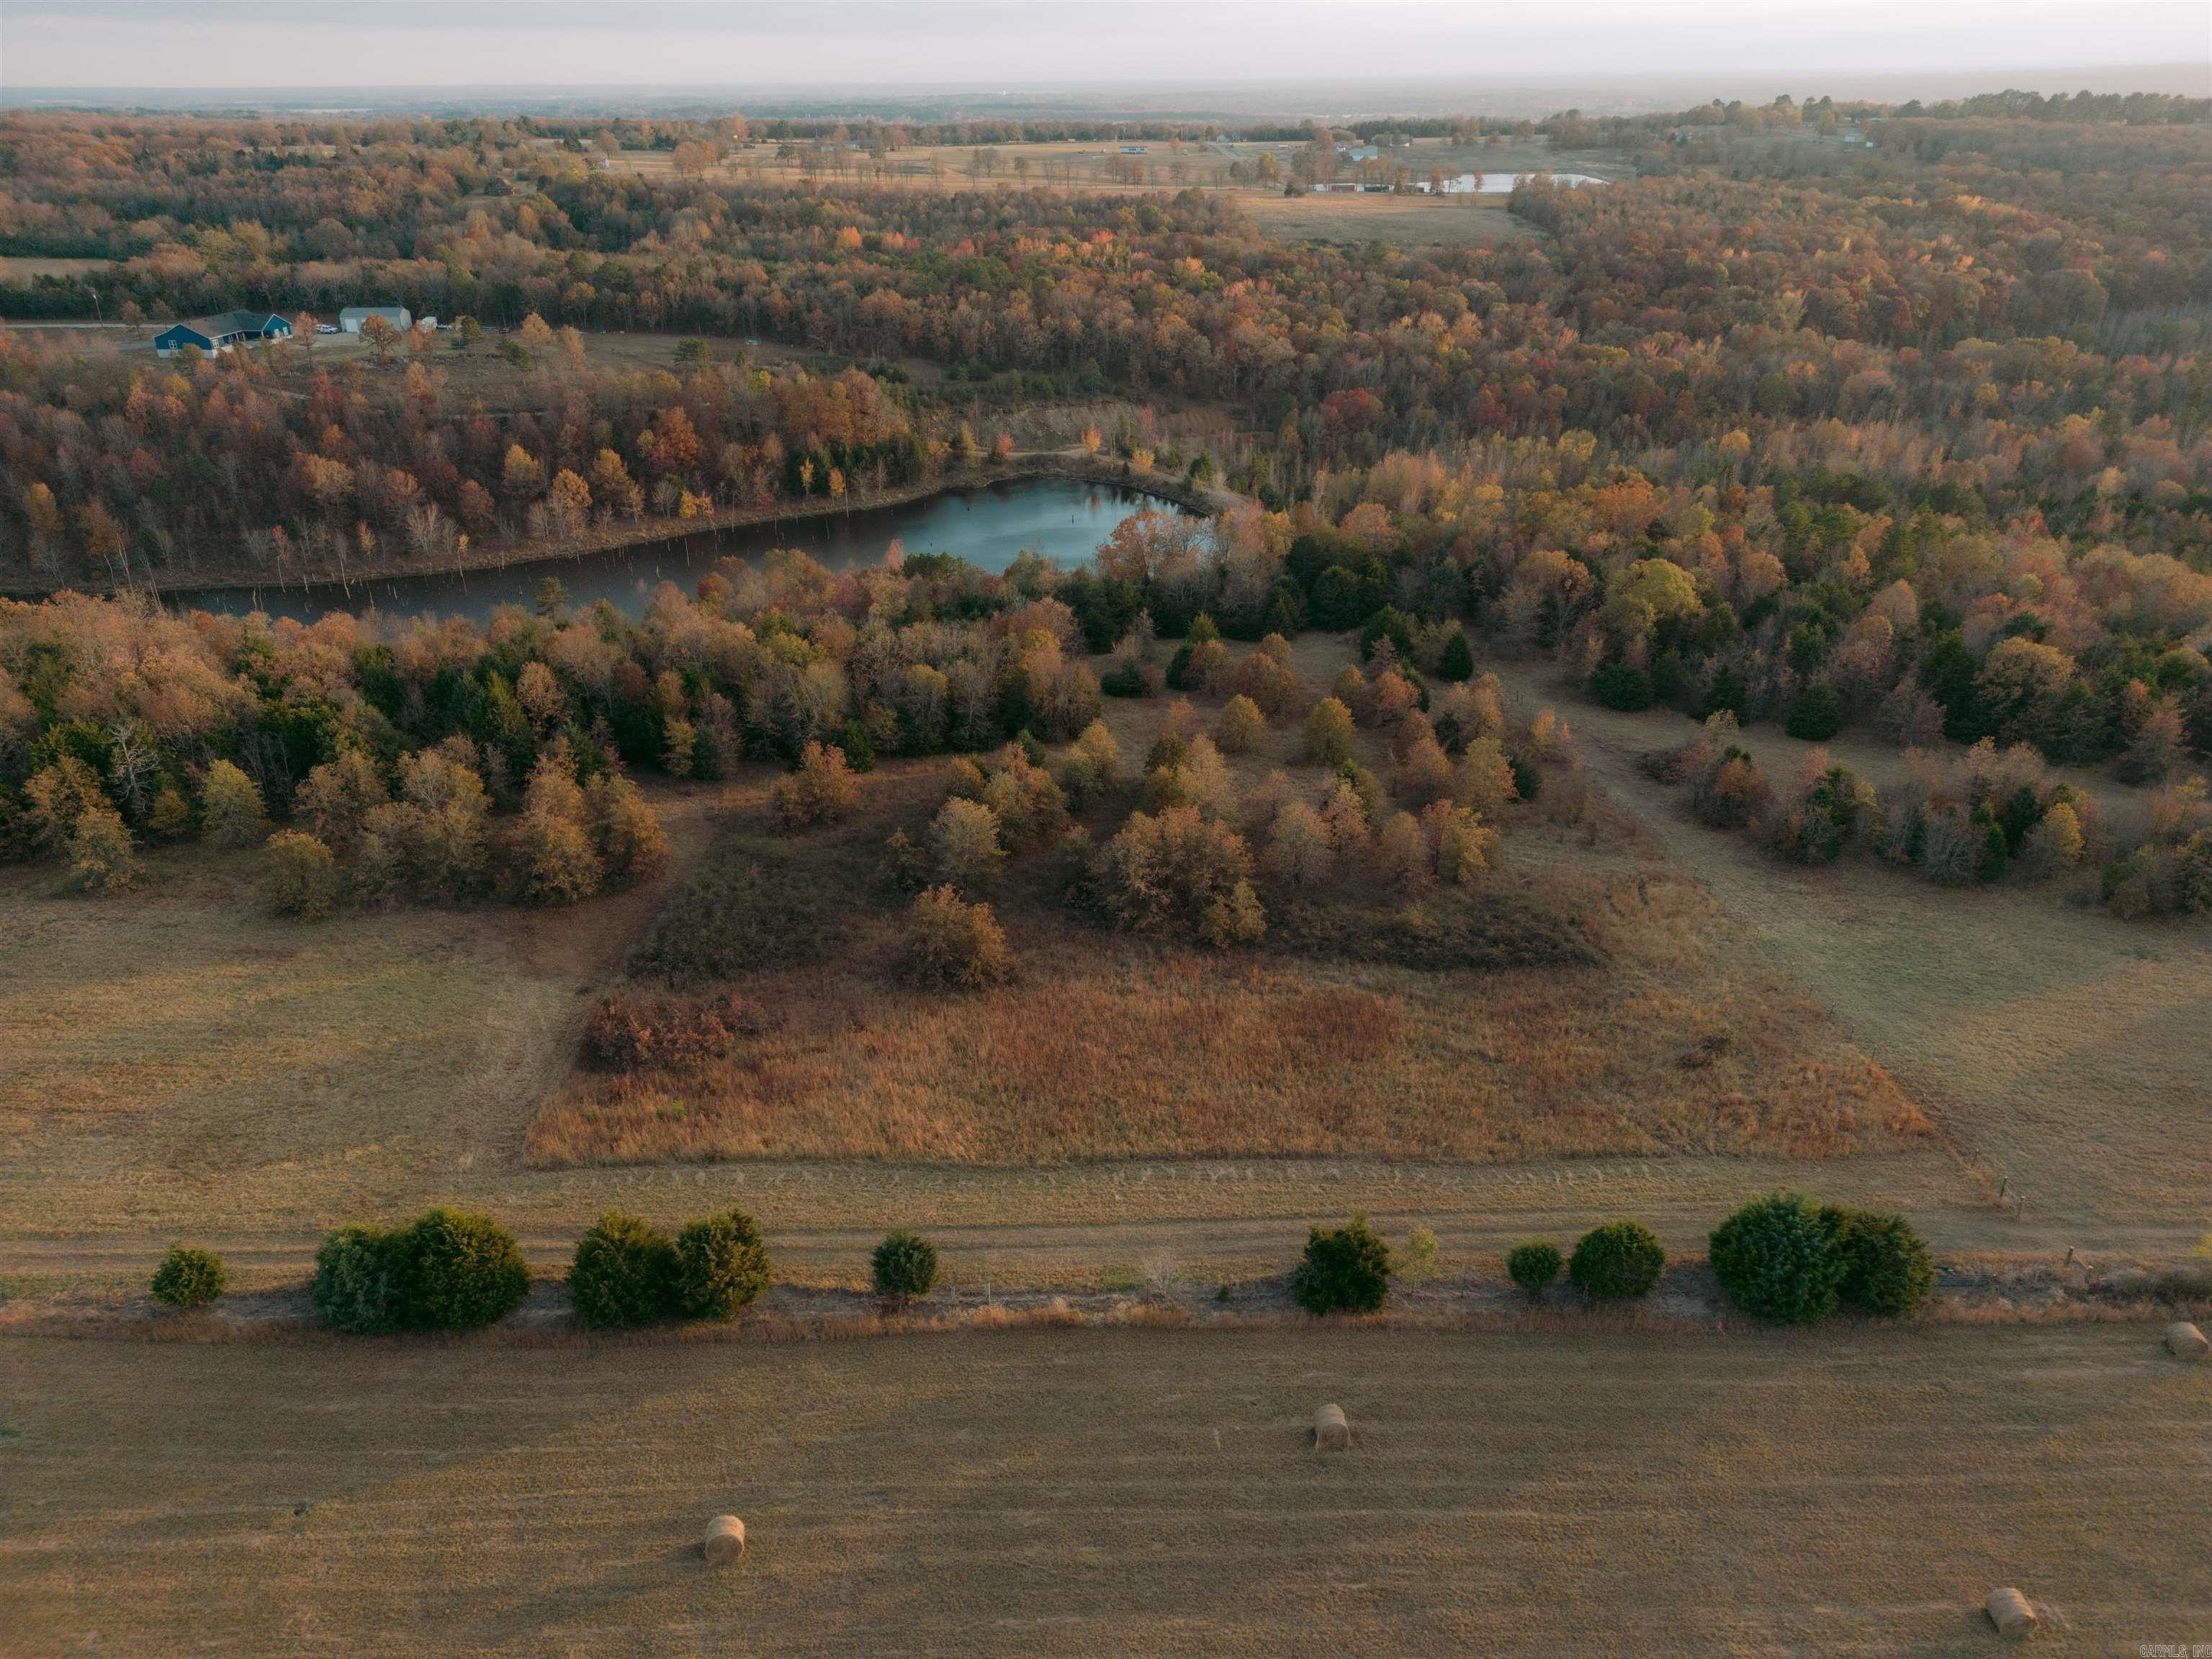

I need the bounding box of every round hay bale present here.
[1313,1403,1350,1450]
[702,1514,747,1565]
[1985,1587,2036,1640]
[2164,1321,2208,1362]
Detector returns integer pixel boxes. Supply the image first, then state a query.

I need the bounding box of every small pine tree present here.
[1568,1221,1665,1300]
[1825,1206,1936,1317]
[1292,1215,1393,1315]
[839,718,877,773]
[673,1209,773,1320]
[311,1226,406,1334]
[871,1229,940,1305]
[1784,684,1844,741]
[1972,804,2010,882]
[1437,629,1475,683]
[1709,1192,1845,1324]
[150,1244,228,1310]
[396,1208,530,1331]
[1590,660,1654,712]
[569,1211,678,1328]
[1507,1241,1563,1298]
[1507,752,1542,801]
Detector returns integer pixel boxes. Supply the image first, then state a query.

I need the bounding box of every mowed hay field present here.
[532,664,1926,1168]
[0,255,113,279]
[3,1323,2206,1658]
[0,784,721,1237]
[1488,660,2212,1240]
[1244,191,1535,248]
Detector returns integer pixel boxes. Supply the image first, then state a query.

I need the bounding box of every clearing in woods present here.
[1,1322,2204,1658]
[527,645,1923,1168]
[586,135,1606,248]
[1483,659,2212,1236]
[1243,190,1535,247]
[3,634,2207,1277]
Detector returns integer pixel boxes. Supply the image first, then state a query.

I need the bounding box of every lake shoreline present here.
[0,451,1231,606]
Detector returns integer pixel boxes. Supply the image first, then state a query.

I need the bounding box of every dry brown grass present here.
[1488,657,2212,1236]
[2,1321,2203,1658]
[0,782,723,1237]
[13,633,2199,1272]
[1244,192,1536,248]
[532,904,1923,1166]
[530,671,1927,1168]
[0,256,114,279]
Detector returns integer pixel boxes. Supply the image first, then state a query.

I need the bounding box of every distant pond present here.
[160,478,1179,626]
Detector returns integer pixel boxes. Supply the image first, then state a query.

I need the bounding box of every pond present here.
[161,477,1178,625]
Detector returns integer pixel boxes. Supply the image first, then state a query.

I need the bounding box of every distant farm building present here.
[151,310,292,356]
[1408,171,1610,195]
[339,305,413,333]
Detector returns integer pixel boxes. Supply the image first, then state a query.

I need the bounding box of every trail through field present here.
[1488,662,2212,1245]
[0,1141,2179,1303]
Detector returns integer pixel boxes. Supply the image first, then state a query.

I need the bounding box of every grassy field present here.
[0,783,723,1238]
[6,632,2206,1277]
[531,659,1923,1169]
[591,135,1617,249]
[0,316,876,386]
[1486,659,2212,1238]
[1244,192,1534,248]
[3,1321,2204,1657]
[0,255,112,279]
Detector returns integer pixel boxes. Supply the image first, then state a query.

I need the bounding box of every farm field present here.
[0,315,894,385]
[3,1321,2206,1658]
[530,657,1923,1170]
[591,134,1615,248]
[1244,191,1534,247]
[6,629,2209,1298]
[0,677,1943,1236]
[1,61,2208,1659]
[1484,660,2212,1236]
[0,781,724,1241]
[0,255,113,279]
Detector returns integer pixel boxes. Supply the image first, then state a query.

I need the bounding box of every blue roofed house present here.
[153,310,293,356]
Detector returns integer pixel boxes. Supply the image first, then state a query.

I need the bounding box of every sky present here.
[3,0,2208,91]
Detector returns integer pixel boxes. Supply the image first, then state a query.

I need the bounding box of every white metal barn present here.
[338,305,413,333]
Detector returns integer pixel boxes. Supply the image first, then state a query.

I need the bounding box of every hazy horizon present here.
[4,1,2208,103]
